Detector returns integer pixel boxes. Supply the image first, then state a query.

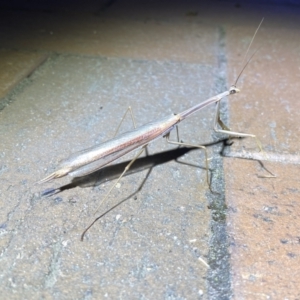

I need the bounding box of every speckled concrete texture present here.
[0,1,299,299]
[0,2,219,299]
[1,54,217,299]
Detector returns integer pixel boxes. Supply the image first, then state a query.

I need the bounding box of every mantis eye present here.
[230,87,236,94]
[229,86,240,94]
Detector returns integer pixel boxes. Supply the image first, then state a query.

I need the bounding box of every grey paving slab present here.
[0,52,229,299]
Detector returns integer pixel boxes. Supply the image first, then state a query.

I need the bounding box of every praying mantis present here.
[39,20,265,240]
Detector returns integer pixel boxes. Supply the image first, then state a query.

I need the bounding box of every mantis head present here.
[229,85,240,95]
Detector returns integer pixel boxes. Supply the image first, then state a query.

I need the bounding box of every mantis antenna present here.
[234,18,264,87]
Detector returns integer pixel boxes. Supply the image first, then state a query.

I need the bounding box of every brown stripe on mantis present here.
[39,19,266,240]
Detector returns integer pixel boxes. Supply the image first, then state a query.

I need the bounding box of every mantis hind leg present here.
[165,129,217,195]
[81,107,152,240]
[81,145,147,240]
[113,106,137,137]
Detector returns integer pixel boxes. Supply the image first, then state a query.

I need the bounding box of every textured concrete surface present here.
[1,54,216,299]
[0,1,300,299]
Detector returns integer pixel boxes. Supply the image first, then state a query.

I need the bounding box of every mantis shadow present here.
[40,137,246,240]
